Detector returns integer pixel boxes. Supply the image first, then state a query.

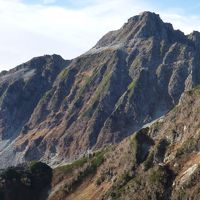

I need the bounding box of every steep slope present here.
[0,55,69,168]
[94,84,200,200]
[1,11,200,167]
[49,85,200,200]
[1,86,200,200]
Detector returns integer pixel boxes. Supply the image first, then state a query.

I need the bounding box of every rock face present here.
[47,86,200,200]
[1,11,200,167]
[2,86,200,200]
[0,55,69,167]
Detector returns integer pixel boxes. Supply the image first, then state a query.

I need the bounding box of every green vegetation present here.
[29,160,52,177]
[1,167,21,181]
[132,57,141,69]
[149,166,168,185]
[29,161,52,191]
[91,150,105,169]
[193,84,200,91]
[143,150,154,171]
[74,150,106,182]
[187,84,200,95]
[59,68,69,80]
[129,127,154,165]
[104,171,141,200]
[128,81,135,91]
[92,71,111,101]
[129,135,138,164]
[39,89,54,105]
[171,105,179,113]
[52,149,108,199]
[0,161,52,200]
[83,70,111,118]
[105,164,172,200]
[96,175,106,186]
[176,138,197,157]
[127,80,136,99]
[56,156,89,175]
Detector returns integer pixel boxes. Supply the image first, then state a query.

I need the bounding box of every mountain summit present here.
[0,11,200,168]
[91,11,189,51]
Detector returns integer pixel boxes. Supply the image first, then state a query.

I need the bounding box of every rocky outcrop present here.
[1,11,200,167]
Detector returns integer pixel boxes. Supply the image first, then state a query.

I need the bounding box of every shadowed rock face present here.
[1,11,200,167]
[0,162,52,200]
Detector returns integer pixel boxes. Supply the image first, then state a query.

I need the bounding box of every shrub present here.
[29,161,52,190]
[129,127,154,165]
[148,166,168,186]
[96,175,106,186]
[143,151,154,171]
[56,156,89,175]
[176,138,197,157]
[1,167,21,181]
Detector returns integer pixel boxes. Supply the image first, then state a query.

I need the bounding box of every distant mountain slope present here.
[1,11,200,168]
[0,55,69,168]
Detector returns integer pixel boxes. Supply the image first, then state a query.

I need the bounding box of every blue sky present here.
[152,0,199,14]
[22,0,200,14]
[0,0,200,70]
[23,0,86,8]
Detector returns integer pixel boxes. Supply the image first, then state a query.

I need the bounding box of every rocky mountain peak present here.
[127,11,163,26]
[126,11,188,43]
[1,11,200,170]
[188,31,200,48]
[2,11,200,200]
[91,11,188,52]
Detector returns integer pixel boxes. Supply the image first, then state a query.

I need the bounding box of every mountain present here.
[1,11,200,169]
[1,86,200,200]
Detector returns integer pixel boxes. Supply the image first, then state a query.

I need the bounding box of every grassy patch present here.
[52,149,108,199]
[148,166,168,185]
[127,81,136,98]
[187,84,200,95]
[39,89,54,105]
[128,81,135,91]
[131,57,141,69]
[176,138,197,157]
[143,150,154,171]
[55,156,89,175]
[58,68,69,80]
